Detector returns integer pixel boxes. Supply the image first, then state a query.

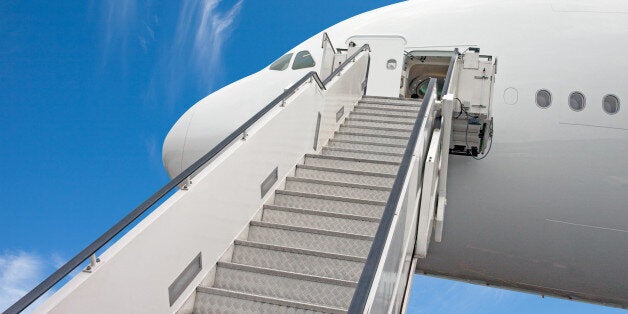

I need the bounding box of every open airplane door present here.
[347,35,407,98]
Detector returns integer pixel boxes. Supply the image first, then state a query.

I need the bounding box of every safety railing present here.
[440,48,459,98]
[348,79,439,313]
[4,44,371,314]
[321,32,336,54]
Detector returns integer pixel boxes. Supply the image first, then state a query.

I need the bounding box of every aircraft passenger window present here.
[292,50,315,70]
[603,94,620,115]
[568,92,586,112]
[269,53,293,71]
[536,89,552,108]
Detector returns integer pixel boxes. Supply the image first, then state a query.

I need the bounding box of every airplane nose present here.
[162,107,195,178]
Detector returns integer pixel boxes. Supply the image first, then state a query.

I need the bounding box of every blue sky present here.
[0,1,623,312]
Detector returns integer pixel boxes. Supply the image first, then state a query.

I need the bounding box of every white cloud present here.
[0,251,46,312]
[161,0,244,105]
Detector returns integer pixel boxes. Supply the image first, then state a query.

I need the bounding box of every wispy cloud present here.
[0,251,56,312]
[157,0,244,109]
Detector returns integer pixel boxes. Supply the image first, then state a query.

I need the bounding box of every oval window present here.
[568,92,586,111]
[536,89,552,108]
[292,51,315,70]
[602,94,620,115]
[269,53,293,71]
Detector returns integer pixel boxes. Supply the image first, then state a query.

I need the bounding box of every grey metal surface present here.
[344,118,414,131]
[232,241,366,281]
[262,206,380,236]
[194,287,336,314]
[322,147,403,163]
[339,125,412,138]
[333,132,410,146]
[304,155,400,174]
[359,97,422,106]
[353,105,419,116]
[213,263,355,309]
[284,177,391,202]
[169,253,202,306]
[357,102,421,111]
[247,222,373,257]
[260,167,278,198]
[348,112,417,124]
[274,190,385,217]
[327,140,406,155]
[295,165,396,188]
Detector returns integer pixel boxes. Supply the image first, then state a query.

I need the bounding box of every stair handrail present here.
[4,44,371,314]
[348,78,438,313]
[321,32,336,54]
[440,48,459,99]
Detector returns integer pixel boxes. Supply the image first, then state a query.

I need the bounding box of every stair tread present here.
[250,220,375,240]
[296,164,396,178]
[304,153,400,165]
[234,240,367,262]
[216,262,357,286]
[195,287,345,314]
[285,177,391,191]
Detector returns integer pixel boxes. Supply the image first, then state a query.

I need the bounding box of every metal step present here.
[353,105,419,116]
[345,117,414,131]
[339,125,412,138]
[303,154,399,175]
[360,96,422,106]
[191,94,424,314]
[322,147,403,163]
[232,240,365,282]
[263,205,380,236]
[284,177,390,202]
[247,221,374,258]
[295,165,396,188]
[357,101,421,112]
[327,139,406,155]
[273,190,385,217]
[194,287,342,314]
[334,132,409,146]
[212,262,356,309]
[349,112,417,124]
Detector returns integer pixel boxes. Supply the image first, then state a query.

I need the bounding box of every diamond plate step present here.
[345,117,414,130]
[333,132,409,146]
[359,96,422,106]
[232,240,366,282]
[263,205,380,236]
[304,154,399,175]
[327,139,406,155]
[353,105,420,116]
[274,190,385,217]
[357,102,422,112]
[194,287,341,314]
[322,147,403,163]
[212,262,356,309]
[349,112,417,124]
[284,177,390,202]
[339,125,412,138]
[247,221,374,257]
[295,165,396,188]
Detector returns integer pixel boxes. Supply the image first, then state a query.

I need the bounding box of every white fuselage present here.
[163,0,628,307]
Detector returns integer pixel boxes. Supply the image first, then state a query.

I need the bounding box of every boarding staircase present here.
[5,40,496,314]
[193,96,420,313]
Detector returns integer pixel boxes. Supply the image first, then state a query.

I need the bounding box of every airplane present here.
[5,0,627,313]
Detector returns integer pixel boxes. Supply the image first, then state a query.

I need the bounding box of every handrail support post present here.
[83,254,101,273]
